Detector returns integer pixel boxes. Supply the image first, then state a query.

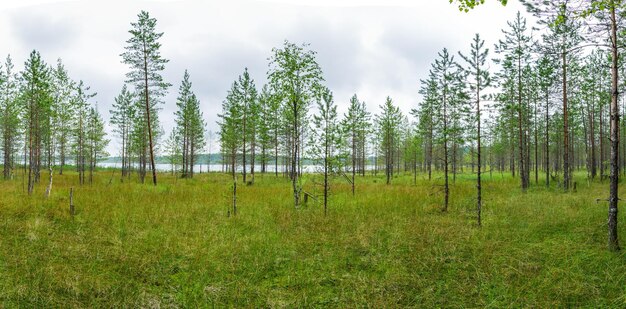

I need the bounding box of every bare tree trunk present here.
[242,113,247,183]
[601,100,606,181]
[590,94,597,179]
[274,130,279,177]
[452,142,457,184]
[121,130,126,178]
[181,126,187,177]
[428,121,433,181]
[352,130,356,195]
[261,146,266,174]
[534,96,539,185]
[250,131,251,183]
[59,133,65,176]
[324,133,329,216]
[291,101,300,207]
[385,129,391,185]
[608,4,620,251]
[476,73,482,226]
[45,166,53,198]
[443,92,449,212]
[27,99,34,195]
[413,146,417,186]
[190,141,195,178]
[562,51,570,191]
[518,56,527,190]
[232,176,237,216]
[143,39,158,186]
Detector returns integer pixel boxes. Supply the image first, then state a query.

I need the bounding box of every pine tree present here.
[175,70,192,177]
[495,11,533,190]
[72,80,96,186]
[0,55,20,180]
[528,1,583,191]
[218,81,242,179]
[536,54,557,187]
[86,105,109,184]
[431,48,463,212]
[22,50,53,195]
[235,68,258,184]
[163,128,181,176]
[110,84,135,180]
[417,72,438,181]
[310,87,343,215]
[257,85,273,174]
[188,93,205,177]
[578,1,625,250]
[342,94,370,195]
[376,96,402,186]
[121,10,171,186]
[260,84,282,176]
[459,33,491,226]
[50,58,75,175]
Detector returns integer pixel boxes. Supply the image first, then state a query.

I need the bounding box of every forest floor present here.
[0,169,625,307]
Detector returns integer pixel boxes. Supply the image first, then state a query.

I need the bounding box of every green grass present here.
[0,169,625,307]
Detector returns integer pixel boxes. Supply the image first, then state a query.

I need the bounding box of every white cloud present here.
[0,0,533,154]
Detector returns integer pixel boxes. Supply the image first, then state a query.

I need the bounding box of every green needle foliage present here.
[309,87,344,215]
[174,70,205,179]
[121,10,171,186]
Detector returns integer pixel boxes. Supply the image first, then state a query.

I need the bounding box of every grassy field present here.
[0,169,625,307]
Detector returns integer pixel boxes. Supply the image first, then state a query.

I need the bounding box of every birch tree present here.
[267,41,324,207]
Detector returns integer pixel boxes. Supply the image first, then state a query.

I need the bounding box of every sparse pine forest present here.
[1,1,626,307]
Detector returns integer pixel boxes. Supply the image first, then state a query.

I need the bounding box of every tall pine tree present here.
[121,10,171,185]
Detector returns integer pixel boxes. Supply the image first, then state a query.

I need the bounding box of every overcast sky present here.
[0,0,533,154]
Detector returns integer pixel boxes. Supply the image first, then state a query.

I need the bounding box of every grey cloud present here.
[285,13,365,93]
[10,12,77,53]
[0,0,532,155]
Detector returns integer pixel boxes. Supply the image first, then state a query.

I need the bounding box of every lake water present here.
[96,163,377,174]
[96,163,324,173]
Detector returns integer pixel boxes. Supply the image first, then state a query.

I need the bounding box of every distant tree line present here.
[3,4,626,250]
[216,2,626,251]
[0,52,109,194]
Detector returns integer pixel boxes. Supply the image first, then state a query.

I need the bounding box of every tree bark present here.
[562,51,570,191]
[608,3,620,251]
[45,166,53,198]
[143,38,158,186]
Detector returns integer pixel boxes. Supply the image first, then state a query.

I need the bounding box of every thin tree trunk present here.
[518,55,527,190]
[143,39,158,186]
[324,130,329,216]
[601,100,605,181]
[477,78,482,226]
[562,51,570,191]
[242,113,247,183]
[275,130,279,177]
[608,4,619,251]
[291,100,299,207]
[352,130,356,195]
[443,91,449,212]
[45,166,53,198]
